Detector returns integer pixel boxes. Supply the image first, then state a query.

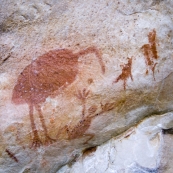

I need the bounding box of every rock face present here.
[58,112,173,173]
[0,0,173,172]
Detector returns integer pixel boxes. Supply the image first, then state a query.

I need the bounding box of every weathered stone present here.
[0,0,173,172]
[59,112,173,173]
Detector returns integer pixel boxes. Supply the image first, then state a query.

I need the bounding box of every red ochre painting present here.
[11,29,158,148]
[113,57,133,90]
[12,46,105,148]
[57,101,116,144]
[141,29,159,79]
[113,29,159,89]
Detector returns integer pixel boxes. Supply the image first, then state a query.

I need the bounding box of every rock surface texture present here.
[59,113,173,173]
[0,0,173,172]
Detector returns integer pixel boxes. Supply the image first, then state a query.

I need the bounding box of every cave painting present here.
[12,46,105,148]
[58,100,116,144]
[113,57,133,90]
[58,89,96,144]
[62,114,97,144]
[11,29,159,148]
[76,88,90,118]
[141,29,158,80]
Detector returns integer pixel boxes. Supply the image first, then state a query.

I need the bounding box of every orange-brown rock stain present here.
[12,46,105,148]
[113,57,133,90]
[141,29,158,79]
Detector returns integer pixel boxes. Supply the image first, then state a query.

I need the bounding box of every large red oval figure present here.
[12,46,105,148]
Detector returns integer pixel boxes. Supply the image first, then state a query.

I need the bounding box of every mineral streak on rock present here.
[113,57,133,90]
[141,29,158,80]
[0,0,172,172]
[12,46,105,148]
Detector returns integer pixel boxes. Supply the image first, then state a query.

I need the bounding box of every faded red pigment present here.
[12,46,105,148]
[113,57,133,90]
[62,114,97,144]
[141,29,158,79]
[76,88,90,118]
[58,101,115,144]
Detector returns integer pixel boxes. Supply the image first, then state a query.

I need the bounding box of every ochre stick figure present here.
[113,57,133,90]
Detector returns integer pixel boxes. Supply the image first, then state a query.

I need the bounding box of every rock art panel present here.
[12,46,105,148]
[0,0,173,172]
